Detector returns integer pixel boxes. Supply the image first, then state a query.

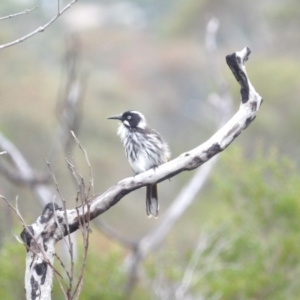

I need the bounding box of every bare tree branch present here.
[93,18,229,257]
[0,196,68,299]
[0,155,48,187]
[124,156,220,294]
[0,132,53,205]
[7,150,92,300]
[0,7,37,21]
[48,79,83,160]
[44,135,92,300]
[122,18,233,294]
[94,218,138,249]
[20,47,263,299]
[153,228,232,300]
[48,34,85,163]
[0,35,84,207]
[175,232,216,299]
[0,0,78,50]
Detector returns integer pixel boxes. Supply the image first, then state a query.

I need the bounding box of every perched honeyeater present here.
[108,110,171,218]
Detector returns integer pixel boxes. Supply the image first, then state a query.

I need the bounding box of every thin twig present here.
[71,130,94,197]
[52,195,73,283]
[58,0,61,15]
[175,230,220,299]
[65,133,92,299]
[62,133,93,298]
[54,252,72,282]
[0,0,78,50]
[175,234,209,299]
[0,195,66,284]
[45,159,74,292]
[72,193,91,299]
[66,156,81,186]
[0,7,37,21]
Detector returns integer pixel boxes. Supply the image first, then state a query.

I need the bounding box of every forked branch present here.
[0,0,78,50]
[20,48,263,299]
[69,47,262,224]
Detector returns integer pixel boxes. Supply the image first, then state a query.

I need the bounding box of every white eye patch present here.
[127,116,131,119]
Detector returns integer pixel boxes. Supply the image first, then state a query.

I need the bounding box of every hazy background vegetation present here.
[0,0,300,299]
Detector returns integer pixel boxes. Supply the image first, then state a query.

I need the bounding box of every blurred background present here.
[0,0,300,299]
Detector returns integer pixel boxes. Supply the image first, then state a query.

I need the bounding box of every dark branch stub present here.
[40,203,61,223]
[226,47,251,103]
[20,225,34,252]
[34,262,48,285]
[206,143,223,159]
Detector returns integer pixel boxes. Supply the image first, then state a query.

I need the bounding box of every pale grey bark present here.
[21,47,262,299]
[123,19,233,294]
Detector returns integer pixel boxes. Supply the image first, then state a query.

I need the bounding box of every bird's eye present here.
[127,116,131,119]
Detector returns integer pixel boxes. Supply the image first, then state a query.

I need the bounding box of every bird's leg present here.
[132,170,140,179]
[151,164,171,181]
[151,164,159,172]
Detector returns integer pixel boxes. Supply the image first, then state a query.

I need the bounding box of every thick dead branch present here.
[95,18,231,257]
[20,47,262,299]
[21,203,66,300]
[19,151,92,300]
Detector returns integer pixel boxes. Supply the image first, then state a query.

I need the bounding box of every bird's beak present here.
[107,114,123,121]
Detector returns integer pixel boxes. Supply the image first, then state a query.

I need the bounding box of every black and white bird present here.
[108,110,171,218]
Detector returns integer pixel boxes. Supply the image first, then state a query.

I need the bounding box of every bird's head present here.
[108,110,147,129]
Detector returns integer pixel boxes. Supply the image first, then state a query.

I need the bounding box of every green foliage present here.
[201,146,300,299]
[142,146,300,299]
[0,238,125,300]
[0,240,26,300]
[52,245,125,300]
[1,146,300,299]
[77,247,125,300]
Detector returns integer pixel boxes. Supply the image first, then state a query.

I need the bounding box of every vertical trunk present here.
[21,203,63,300]
[24,243,55,300]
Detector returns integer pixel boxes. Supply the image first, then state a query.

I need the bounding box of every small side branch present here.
[0,7,37,21]
[0,132,53,205]
[0,0,78,50]
[18,137,93,300]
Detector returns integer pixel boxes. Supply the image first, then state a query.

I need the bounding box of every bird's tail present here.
[146,184,159,218]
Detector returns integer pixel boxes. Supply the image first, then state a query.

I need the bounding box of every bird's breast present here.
[118,124,169,174]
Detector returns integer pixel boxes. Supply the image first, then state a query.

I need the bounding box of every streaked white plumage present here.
[109,110,170,218]
[117,116,170,174]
